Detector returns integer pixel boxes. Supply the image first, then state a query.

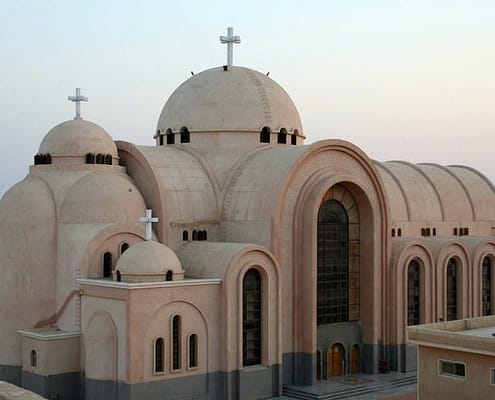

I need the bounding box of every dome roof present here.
[157,66,303,134]
[115,241,182,282]
[39,119,118,157]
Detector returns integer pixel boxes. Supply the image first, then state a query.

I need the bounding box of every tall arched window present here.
[243,268,262,366]
[317,200,349,325]
[447,258,458,321]
[172,315,181,370]
[103,252,112,278]
[180,127,190,143]
[30,350,37,367]
[407,260,420,325]
[154,337,164,373]
[166,270,173,281]
[277,127,287,144]
[482,256,492,316]
[166,128,175,145]
[188,334,198,368]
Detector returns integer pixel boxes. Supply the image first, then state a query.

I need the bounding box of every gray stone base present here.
[387,343,418,372]
[0,365,21,386]
[22,370,82,400]
[86,365,280,400]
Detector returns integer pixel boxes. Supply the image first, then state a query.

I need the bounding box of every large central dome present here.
[156,66,303,135]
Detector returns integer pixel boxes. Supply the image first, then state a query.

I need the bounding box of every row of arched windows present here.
[259,126,298,145]
[407,256,493,325]
[453,227,469,236]
[182,230,208,241]
[86,153,113,165]
[34,153,52,165]
[421,227,437,237]
[157,127,191,145]
[153,315,198,374]
[391,228,402,237]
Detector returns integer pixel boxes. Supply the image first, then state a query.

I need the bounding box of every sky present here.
[1,0,494,197]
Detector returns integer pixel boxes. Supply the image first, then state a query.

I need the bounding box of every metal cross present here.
[220,27,240,67]
[139,209,159,241]
[68,88,88,119]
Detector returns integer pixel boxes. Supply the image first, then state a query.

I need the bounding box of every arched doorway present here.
[350,344,360,373]
[328,343,345,377]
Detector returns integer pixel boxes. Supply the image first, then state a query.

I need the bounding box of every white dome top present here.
[157,66,303,135]
[39,119,118,158]
[115,241,182,282]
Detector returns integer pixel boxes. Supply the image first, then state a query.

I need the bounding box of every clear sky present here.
[1,0,494,197]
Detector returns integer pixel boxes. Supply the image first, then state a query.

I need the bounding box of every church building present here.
[1,28,495,400]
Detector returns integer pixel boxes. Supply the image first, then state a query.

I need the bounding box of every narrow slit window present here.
[189,334,198,368]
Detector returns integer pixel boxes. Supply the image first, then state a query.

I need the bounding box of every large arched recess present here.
[389,240,435,371]
[275,140,390,384]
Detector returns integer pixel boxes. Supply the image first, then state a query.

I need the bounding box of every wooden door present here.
[328,343,345,377]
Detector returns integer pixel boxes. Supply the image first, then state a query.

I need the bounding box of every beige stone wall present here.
[418,346,495,400]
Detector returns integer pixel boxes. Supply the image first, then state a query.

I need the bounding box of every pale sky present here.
[1,0,494,197]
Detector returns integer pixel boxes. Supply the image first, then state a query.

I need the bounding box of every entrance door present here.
[328,343,345,377]
[350,344,360,373]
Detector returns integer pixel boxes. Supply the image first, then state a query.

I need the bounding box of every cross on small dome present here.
[139,209,159,241]
[68,88,88,119]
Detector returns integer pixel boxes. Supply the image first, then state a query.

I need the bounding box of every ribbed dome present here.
[115,241,183,282]
[157,66,303,135]
[39,119,118,158]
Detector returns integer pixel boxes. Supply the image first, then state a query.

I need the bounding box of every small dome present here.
[115,241,183,283]
[39,119,118,158]
[157,66,303,135]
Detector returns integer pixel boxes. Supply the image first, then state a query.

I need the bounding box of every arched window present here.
[154,337,164,373]
[453,227,458,236]
[120,242,129,255]
[166,128,175,145]
[277,127,287,144]
[392,229,396,237]
[30,350,37,367]
[192,230,198,241]
[159,135,164,146]
[407,260,420,325]
[116,270,121,282]
[433,228,437,236]
[447,258,458,321]
[482,256,492,316]
[317,200,349,325]
[180,127,190,143]
[182,230,189,241]
[291,130,298,146]
[85,153,94,164]
[243,268,262,366]
[103,252,112,278]
[172,315,181,370]
[398,228,402,237]
[260,126,271,143]
[105,154,112,165]
[188,334,198,368]
[166,270,173,281]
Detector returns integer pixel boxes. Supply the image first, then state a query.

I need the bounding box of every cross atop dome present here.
[68,88,88,119]
[139,209,159,241]
[220,27,240,67]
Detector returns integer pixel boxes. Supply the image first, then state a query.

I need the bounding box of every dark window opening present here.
[154,338,164,373]
[34,153,52,165]
[482,256,492,316]
[433,228,437,236]
[183,230,189,241]
[172,315,181,370]
[30,350,37,367]
[243,268,262,366]
[103,252,112,278]
[453,227,458,236]
[166,270,173,281]
[317,200,349,325]
[392,229,396,237]
[291,133,297,145]
[166,129,175,145]
[159,135,164,145]
[85,153,95,164]
[105,154,112,165]
[398,228,402,237]
[180,127,190,143]
[192,230,198,241]
[447,258,458,321]
[116,270,121,282]
[260,126,271,143]
[408,260,420,325]
[278,128,287,144]
[421,228,425,236]
[120,242,129,254]
[189,334,198,368]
